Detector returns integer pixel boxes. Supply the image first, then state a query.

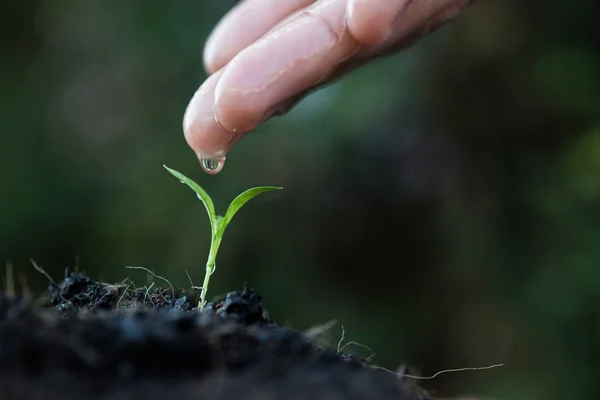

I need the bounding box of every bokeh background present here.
[2,0,600,398]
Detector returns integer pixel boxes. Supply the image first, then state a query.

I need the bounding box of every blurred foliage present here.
[1,0,600,398]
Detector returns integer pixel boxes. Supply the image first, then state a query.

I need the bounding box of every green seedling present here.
[164,165,282,310]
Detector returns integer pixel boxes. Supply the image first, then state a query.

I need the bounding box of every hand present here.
[183,0,473,172]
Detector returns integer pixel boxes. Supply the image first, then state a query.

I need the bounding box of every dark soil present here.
[0,270,427,400]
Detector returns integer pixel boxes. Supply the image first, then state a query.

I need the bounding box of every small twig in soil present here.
[126,266,174,299]
[5,262,14,297]
[116,283,132,309]
[374,363,505,380]
[30,258,55,283]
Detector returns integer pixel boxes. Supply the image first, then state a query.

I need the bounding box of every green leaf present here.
[222,186,282,229]
[163,165,216,231]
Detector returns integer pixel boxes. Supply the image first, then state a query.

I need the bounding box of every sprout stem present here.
[199,235,222,310]
[199,263,212,310]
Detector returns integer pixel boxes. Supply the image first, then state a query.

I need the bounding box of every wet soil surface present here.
[0,271,427,400]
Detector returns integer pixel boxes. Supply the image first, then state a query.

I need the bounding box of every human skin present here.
[183,0,474,173]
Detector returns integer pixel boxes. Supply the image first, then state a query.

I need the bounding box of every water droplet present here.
[200,157,225,174]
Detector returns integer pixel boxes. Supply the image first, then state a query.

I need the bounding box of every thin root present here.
[374,363,505,380]
[337,325,346,353]
[144,282,156,306]
[185,270,203,292]
[116,283,132,309]
[30,258,54,283]
[126,266,174,298]
[337,326,374,358]
[339,341,373,354]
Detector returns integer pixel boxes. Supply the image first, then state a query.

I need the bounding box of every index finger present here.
[213,0,358,133]
[204,0,316,74]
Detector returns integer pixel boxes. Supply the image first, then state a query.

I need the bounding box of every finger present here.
[265,0,476,118]
[213,0,360,134]
[183,70,241,169]
[346,0,411,45]
[203,0,316,75]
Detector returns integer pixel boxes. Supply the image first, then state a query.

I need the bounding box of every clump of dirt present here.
[0,270,428,400]
[49,270,196,315]
[204,284,270,325]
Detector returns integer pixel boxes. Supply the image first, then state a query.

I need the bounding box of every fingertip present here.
[203,0,318,75]
[183,71,239,160]
[346,0,389,45]
[346,0,411,45]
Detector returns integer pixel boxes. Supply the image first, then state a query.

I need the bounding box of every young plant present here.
[164,165,282,310]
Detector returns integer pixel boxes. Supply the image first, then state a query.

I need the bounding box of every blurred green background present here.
[2,0,600,398]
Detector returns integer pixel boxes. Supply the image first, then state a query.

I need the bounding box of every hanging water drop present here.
[200,157,225,174]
